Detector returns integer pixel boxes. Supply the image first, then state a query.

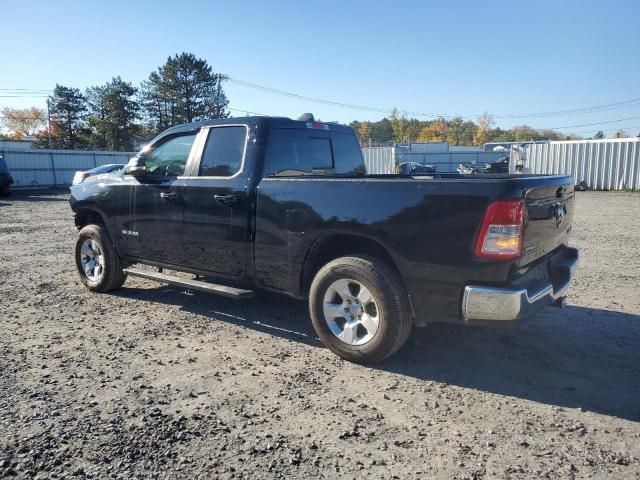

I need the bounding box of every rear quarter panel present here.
[254,176,528,322]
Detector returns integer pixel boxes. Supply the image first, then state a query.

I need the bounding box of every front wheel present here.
[75,224,126,292]
[309,255,413,363]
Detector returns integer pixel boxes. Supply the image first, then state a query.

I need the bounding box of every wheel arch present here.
[74,206,108,229]
[299,233,408,300]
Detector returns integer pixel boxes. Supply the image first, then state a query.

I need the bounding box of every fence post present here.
[392,144,396,174]
[49,151,58,187]
[93,151,97,168]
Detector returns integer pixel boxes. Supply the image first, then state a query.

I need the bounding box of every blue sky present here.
[2,0,639,136]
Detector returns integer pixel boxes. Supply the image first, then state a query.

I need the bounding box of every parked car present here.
[69,115,578,363]
[484,156,510,173]
[72,164,125,186]
[0,154,14,196]
[398,162,436,175]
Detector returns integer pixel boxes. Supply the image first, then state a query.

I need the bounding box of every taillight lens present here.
[475,199,524,260]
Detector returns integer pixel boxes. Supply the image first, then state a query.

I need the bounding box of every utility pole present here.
[46,98,52,149]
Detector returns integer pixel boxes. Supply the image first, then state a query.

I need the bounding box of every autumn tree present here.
[0,107,46,139]
[418,118,448,142]
[472,112,494,146]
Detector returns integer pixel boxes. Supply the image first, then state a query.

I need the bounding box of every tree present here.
[87,77,141,151]
[447,117,467,145]
[43,84,90,149]
[472,112,494,146]
[614,129,628,139]
[141,52,229,132]
[390,108,411,143]
[418,118,448,142]
[0,107,45,139]
[593,130,605,140]
[369,118,393,144]
[511,125,540,141]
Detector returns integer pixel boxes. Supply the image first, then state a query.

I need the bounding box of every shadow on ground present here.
[115,285,640,422]
[0,189,69,205]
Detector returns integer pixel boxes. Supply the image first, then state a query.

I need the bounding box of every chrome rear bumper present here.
[462,248,579,322]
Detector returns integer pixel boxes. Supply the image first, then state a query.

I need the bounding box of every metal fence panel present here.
[524,138,640,190]
[5,140,640,190]
[1,149,135,188]
[362,147,395,174]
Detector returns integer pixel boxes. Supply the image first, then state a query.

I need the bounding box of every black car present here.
[0,155,14,196]
[69,116,578,363]
[398,162,437,175]
[484,157,509,173]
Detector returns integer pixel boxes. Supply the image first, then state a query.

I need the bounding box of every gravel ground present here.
[0,190,639,479]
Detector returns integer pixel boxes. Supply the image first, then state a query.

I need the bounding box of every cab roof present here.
[163,116,354,135]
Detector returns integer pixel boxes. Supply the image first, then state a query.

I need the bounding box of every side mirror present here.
[124,157,146,176]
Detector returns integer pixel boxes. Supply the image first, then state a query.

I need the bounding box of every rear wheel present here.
[75,224,126,292]
[309,255,412,363]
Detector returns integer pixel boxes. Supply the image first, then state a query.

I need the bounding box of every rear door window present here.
[267,129,333,175]
[331,132,366,174]
[199,126,247,177]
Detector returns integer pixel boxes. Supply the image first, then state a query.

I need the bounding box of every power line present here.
[2,85,639,132]
[227,77,640,120]
[546,114,640,130]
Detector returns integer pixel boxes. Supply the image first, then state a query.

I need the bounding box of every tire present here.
[75,224,126,292]
[0,187,9,197]
[309,254,413,363]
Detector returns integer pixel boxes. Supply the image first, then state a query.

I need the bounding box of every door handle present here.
[214,194,238,205]
[160,192,179,200]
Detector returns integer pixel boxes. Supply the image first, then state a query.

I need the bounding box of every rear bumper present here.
[462,247,579,322]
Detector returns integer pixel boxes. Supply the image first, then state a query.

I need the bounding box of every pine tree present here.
[87,77,140,151]
[44,85,90,149]
[141,53,229,132]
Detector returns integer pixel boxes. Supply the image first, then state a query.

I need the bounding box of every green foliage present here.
[87,77,141,151]
[31,52,231,151]
[593,130,605,139]
[352,111,584,146]
[140,53,229,132]
[34,84,90,149]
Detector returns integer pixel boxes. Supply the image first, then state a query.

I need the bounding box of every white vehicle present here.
[72,164,125,185]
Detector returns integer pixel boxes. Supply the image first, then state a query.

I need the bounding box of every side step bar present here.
[124,267,254,300]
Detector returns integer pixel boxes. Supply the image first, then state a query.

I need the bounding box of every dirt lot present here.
[1,191,639,479]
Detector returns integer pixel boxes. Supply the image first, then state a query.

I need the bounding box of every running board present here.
[124,268,254,299]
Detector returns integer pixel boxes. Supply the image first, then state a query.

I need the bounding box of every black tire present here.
[309,255,413,363]
[0,187,9,197]
[75,224,126,292]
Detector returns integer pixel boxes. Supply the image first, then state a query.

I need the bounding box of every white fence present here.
[524,139,640,190]
[2,149,135,188]
[3,138,640,190]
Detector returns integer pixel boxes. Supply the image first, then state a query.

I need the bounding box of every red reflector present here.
[474,199,524,260]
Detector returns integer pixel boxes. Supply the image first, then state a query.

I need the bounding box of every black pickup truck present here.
[70,115,578,363]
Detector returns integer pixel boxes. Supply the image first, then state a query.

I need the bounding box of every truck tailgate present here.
[520,177,574,266]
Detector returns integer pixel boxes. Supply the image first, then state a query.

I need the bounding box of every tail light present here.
[474,199,524,260]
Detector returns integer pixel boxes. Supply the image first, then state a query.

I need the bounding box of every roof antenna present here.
[297,113,315,122]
